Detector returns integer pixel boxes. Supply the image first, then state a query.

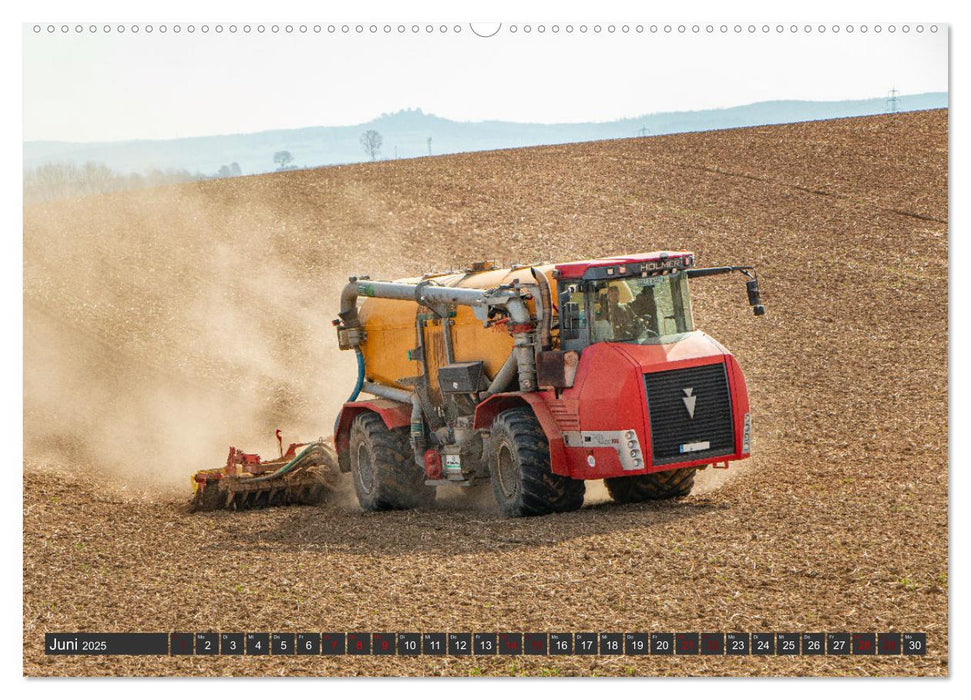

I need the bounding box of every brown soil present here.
[23,110,948,676]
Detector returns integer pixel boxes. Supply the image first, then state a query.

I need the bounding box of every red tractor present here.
[330,251,763,516]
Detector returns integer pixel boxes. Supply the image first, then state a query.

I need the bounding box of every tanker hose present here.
[334,348,366,436]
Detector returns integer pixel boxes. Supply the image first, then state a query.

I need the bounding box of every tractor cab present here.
[554,252,698,352]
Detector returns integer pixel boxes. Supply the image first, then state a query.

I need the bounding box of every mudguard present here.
[334,399,412,472]
[473,391,570,477]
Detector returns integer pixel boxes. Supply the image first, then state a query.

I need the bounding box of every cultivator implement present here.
[190,432,339,512]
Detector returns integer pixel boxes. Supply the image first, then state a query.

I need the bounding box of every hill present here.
[23,92,948,176]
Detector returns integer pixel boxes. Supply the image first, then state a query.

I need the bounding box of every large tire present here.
[489,407,585,517]
[605,467,696,503]
[349,412,435,511]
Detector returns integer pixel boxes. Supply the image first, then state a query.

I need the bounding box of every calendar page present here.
[20,9,949,681]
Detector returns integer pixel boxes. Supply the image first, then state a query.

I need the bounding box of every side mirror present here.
[746,279,766,316]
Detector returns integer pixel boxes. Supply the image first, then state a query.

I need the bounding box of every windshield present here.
[559,272,694,347]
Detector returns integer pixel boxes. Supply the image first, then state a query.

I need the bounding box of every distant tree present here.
[273,151,294,170]
[215,162,243,178]
[82,161,113,192]
[360,130,383,161]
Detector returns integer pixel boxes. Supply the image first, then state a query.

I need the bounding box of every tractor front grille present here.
[644,363,735,466]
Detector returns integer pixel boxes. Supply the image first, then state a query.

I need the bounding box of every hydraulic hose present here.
[348,348,366,402]
[333,348,366,436]
[247,440,327,483]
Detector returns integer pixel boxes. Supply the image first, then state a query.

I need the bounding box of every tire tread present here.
[350,412,435,511]
[489,407,584,517]
[605,467,696,503]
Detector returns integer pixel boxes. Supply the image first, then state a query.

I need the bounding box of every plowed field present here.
[23,109,948,676]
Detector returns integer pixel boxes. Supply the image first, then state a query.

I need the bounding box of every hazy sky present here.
[22,22,948,142]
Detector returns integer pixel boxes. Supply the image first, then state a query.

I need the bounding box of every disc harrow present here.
[190,433,340,512]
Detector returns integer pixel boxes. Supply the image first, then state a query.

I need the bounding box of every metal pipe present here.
[358,280,489,306]
[485,352,518,395]
[442,318,455,364]
[410,395,426,467]
[513,335,538,392]
[361,381,413,404]
[503,296,537,391]
[338,278,361,328]
[531,267,553,350]
[355,279,533,323]
[415,316,430,381]
[345,277,532,325]
[503,296,532,325]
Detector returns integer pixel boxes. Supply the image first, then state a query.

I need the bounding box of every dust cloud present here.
[23,172,749,502]
[23,183,395,494]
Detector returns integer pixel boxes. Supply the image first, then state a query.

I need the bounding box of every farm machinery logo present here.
[682,387,697,419]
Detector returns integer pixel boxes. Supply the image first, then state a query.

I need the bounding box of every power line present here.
[887,88,900,114]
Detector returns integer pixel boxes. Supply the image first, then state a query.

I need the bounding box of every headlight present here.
[742,412,752,454]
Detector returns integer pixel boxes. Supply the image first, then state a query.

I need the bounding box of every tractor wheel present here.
[489,407,585,517]
[349,412,435,511]
[605,467,696,503]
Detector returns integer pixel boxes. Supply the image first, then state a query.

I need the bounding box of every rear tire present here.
[350,412,435,511]
[489,407,585,517]
[605,467,696,503]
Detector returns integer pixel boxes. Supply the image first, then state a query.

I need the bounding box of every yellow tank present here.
[358,264,557,395]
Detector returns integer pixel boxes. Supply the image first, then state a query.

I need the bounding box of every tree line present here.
[23,161,242,203]
[25,129,426,202]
